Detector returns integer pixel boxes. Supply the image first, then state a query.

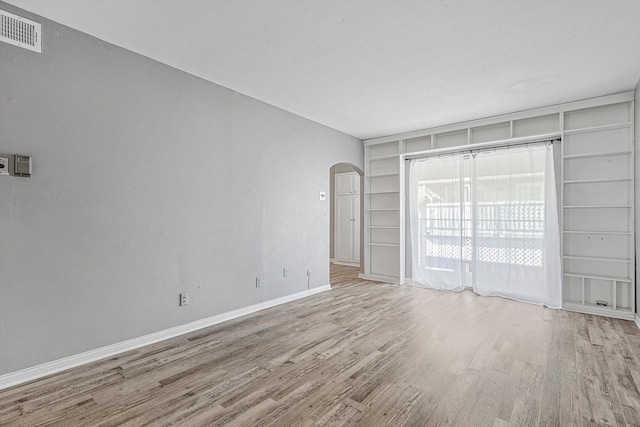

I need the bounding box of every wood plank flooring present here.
[1,264,640,426]
[329,263,368,288]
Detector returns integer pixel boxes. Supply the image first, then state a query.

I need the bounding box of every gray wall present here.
[0,2,362,375]
[636,79,640,317]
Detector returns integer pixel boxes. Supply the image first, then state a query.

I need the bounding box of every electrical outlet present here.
[256,277,262,288]
[179,292,189,306]
[283,267,288,277]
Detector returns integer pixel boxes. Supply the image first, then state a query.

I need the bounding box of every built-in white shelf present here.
[366,190,400,195]
[563,270,634,318]
[563,205,631,209]
[560,100,634,319]
[562,122,632,136]
[563,302,634,320]
[367,172,400,178]
[362,93,635,308]
[563,151,631,160]
[364,140,405,283]
[563,178,631,184]
[563,255,631,263]
[369,154,399,161]
[563,230,631,235]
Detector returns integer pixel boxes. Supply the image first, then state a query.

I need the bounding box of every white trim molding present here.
[635,314,640,330]
[358,273,404,284]
[0,285,331,391]
[332,260,360,267]
[562,303,637,321]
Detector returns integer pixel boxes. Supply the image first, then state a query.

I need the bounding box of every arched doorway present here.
[329,163,363,286]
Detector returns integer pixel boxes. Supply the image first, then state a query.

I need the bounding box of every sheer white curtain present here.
[409,153,469,291]
[409,144,562,308]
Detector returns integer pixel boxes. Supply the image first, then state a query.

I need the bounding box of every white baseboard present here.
[332,260,359,267]
[561,303,637,321]
[358,273,401,284]
[0,284,331,391]
[636,314,640,330]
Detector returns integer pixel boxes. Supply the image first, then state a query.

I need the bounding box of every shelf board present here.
[563,121,632,135]
[358,272,402,284]
[368,154,399,161]
[563,255,631,263]
[366,208,400,212]
[367,226,400,229]
[402,132,562,159]
[563,178,631,184]
[563,230,631,235]
[366,190,399,195]
[563,150,631,160]
[366,242,400,247]
[563,273,632,283]
[367,172,399,178]
[563,205,630,209]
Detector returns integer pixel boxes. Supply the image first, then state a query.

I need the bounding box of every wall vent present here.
[1,9,41,53]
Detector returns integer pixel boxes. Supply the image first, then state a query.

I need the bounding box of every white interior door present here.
[336,173,355,195]
[336,195,354,262]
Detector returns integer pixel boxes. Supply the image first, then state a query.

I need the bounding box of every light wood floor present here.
[2,264,640,426]
[329,262,368,288]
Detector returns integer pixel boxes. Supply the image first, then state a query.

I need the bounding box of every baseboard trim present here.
[561,303,636,321]
[636,314,640,330]
[0,284,332,391]
[332,260,359,267]
[358,273,401,284]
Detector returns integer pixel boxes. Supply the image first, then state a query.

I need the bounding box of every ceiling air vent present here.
[1,9,41,53]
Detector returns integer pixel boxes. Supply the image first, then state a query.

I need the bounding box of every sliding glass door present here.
[409,144,561,307]
[409,153,472,291]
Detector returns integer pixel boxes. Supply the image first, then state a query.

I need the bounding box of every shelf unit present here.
[561,101,635,319]
[361,141,405,283]
[362,92,635,321]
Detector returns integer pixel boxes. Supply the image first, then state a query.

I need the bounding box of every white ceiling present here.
[6,0,640,140]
